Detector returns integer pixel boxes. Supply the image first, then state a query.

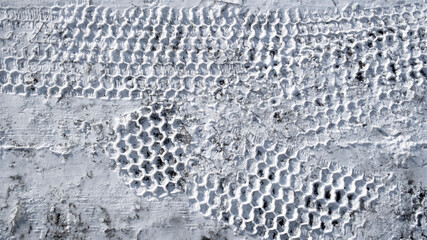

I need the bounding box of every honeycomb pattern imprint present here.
[107,103,190,198]
[0,3,425,104]
[0,2,425,239]
[185,141,397,239]
[109,102,402,239]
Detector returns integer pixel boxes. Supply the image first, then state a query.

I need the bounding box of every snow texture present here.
[0,0,426,239]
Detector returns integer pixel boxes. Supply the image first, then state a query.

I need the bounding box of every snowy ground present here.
[0,0,426,239]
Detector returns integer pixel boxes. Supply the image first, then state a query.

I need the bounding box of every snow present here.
[0,0,426,239]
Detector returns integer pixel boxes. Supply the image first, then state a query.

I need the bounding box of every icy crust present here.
[0,2,426,240]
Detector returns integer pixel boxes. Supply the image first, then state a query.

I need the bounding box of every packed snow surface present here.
[0,0,426,239]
